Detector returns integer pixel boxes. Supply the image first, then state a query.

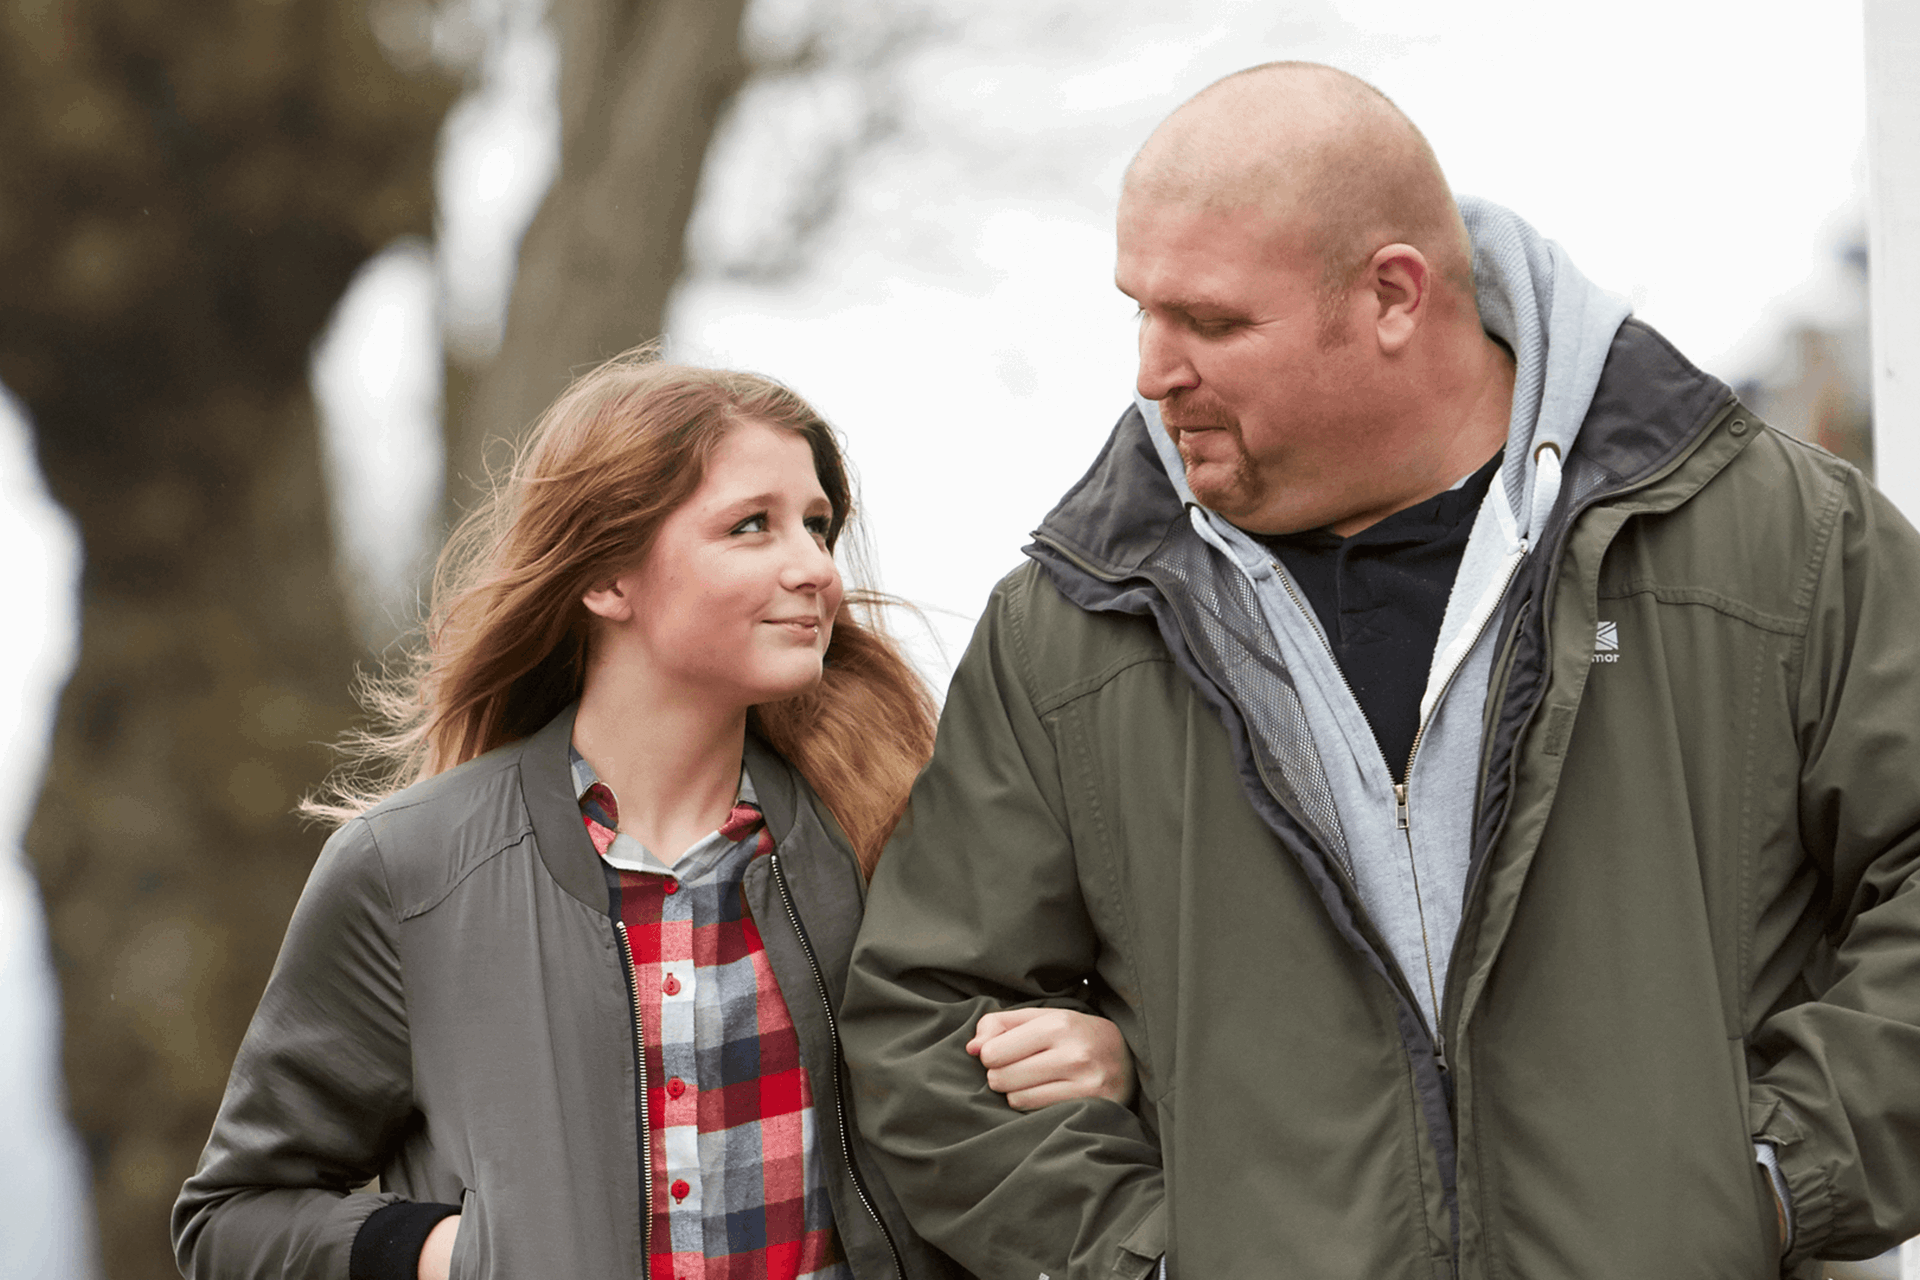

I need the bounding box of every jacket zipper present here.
[768,852,905,1280]
[615,921,654,1279]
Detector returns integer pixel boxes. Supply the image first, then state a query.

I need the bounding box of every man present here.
[842,61,1920,1278]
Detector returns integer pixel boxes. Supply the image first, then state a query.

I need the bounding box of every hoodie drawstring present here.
[1527,442,1563,543]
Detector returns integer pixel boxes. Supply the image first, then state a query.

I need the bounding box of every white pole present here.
[1866,0,1920,512]
[1865,6,1920,1278]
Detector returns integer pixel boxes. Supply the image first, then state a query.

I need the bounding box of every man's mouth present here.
[1170,421,1235,452]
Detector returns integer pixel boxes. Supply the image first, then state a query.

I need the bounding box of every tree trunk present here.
[444,0,751,515]
[0,3,452,1274]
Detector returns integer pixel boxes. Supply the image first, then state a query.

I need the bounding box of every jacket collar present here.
[1027,404,1188,585]
[1556,319,1741,516]
[519,703,814,914]
[743,731,801,844]
[520,704,606,912]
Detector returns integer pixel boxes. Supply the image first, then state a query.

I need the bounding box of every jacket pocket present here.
[1752,1160,1785,1275]
[1115,1200,1166,1280]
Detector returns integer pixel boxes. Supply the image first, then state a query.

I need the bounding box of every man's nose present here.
[1136,316,1197,402]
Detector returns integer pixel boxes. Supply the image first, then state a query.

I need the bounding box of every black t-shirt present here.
[1252,450,1504,779]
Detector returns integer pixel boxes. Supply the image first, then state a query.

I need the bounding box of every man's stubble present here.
[1164,392,1267,519]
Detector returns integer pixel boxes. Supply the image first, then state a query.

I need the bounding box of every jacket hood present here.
[1463,195,1634,540]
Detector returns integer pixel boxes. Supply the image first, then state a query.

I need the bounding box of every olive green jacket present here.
[842,321,1920,1278]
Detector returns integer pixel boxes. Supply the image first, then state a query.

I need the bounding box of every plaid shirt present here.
[572,747,849,1280]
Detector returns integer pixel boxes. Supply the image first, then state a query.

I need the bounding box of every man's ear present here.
[581,576,635,623]
[1368,243,1429,355]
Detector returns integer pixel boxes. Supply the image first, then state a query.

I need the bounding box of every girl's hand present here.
[966,1007,1136,1110]
[418,1213,459,1280]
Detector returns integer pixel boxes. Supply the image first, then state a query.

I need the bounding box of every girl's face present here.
[586,418,844,712]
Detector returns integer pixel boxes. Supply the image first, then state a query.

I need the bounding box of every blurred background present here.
[0,0,1890,1275]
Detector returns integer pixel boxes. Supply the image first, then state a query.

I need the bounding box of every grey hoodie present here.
[1140,197,1631,1038]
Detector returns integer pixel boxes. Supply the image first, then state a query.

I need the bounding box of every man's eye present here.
[731,513,769,534]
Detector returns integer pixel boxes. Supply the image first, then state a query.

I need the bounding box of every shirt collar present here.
[567,745,758,806]
[567,744,757,875]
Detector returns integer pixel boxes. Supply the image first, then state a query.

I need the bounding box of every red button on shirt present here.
[663,877,680,894]
[666,1077,686,1099]
[670,1179,690,1202]
[663,974,681,996]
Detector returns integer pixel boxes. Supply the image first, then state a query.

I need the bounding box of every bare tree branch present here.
[686,0,948,287]
[445,0,753,515]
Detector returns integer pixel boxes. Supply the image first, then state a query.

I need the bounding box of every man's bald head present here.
[1125,62,1474,316]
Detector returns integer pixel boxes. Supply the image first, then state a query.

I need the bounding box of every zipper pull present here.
[1434,1031,1449,1074]
[1393,783,1410,831]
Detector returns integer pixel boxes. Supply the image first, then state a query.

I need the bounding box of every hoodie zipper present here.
[1271,561,1448,1065]
[1275,536,1528,1074]
[768,852,905,1280]
[1392,541,1532,1071]
[614,921,654,1278]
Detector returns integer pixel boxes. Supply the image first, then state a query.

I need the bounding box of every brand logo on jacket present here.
[1593,620,1619,663]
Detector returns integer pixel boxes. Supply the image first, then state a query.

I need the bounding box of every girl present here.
[172,355,1132,1280]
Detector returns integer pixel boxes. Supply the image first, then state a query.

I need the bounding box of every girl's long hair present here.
[307,350,937,874]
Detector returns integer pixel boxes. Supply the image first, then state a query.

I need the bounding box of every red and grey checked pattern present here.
[573,749,848,1280]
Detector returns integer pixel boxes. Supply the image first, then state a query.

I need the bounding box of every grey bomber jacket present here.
[173,706,954,1279]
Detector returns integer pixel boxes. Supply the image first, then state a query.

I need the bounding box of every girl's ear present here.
[581,576,634,623]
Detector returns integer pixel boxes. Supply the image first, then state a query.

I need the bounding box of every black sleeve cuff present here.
[349,1200,461,1280]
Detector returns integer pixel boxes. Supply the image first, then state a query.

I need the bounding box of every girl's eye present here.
[731,513,769,535]
[804,515,831,539]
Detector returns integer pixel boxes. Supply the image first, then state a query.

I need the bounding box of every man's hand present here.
[418,1214,459,1280]
[967,1007,1136,1110]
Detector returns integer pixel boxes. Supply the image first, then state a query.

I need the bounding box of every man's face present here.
[1116,190,1383,536]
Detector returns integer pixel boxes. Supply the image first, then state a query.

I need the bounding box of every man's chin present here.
[1183,463,1255,517]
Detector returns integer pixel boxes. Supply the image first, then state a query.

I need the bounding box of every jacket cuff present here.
[349,1201,461,1280]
